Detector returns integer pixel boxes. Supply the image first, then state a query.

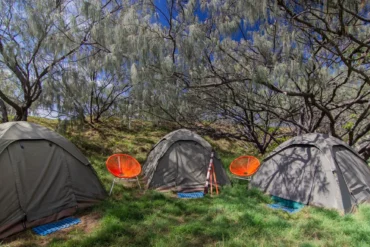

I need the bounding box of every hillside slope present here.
[3,118,370,247]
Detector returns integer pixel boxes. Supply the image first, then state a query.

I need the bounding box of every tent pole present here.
[212,164,219,195]
[210,165,213,195]
[204,151,214,194]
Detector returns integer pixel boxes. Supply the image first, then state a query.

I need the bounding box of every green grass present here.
[4,117,370,247]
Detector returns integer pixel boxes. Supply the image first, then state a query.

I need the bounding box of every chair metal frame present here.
[109,177,141,195]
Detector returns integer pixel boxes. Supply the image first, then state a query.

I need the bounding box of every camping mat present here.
[268,204,303,214]
[177,192,204,198]
[268,196,305,214]
[33,217,81,236]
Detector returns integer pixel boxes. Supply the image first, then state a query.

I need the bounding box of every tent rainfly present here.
[0,122,107,239]
[143,129,230,191]
[250,133,370,213]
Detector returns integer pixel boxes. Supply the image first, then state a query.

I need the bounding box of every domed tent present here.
[143,129,230,191]
[0,122,107,238]
[250,133,370,213]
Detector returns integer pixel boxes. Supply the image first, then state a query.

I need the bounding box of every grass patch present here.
[4,118,370,247]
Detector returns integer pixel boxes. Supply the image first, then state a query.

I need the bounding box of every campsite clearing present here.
[2,118,370,247]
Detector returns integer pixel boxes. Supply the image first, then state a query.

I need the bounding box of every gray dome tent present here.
[143,129,230,191]
[0,122,107,238]
[251,133,370,213]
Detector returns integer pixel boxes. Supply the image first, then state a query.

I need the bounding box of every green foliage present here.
[344,122,355,131]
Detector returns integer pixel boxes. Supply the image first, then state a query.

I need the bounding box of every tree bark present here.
[358,145,370,161]
[14,108,28,121]
[297,108,304,136]
[0,99,8,123]
[94,115,101,123]
[127,114,131,130]
[90,88,94,124]
[21,110,28,121]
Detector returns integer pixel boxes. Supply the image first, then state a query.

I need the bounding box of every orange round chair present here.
[106,154,142,194]
[229,156,260,180]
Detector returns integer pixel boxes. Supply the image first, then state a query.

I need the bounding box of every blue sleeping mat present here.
[177,192,204,198]
[33,217,81,236]
[268,203,303,214]
[268,196,305,214]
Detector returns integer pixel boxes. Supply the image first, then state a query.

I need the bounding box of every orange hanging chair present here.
[106,154,142,195]
[229,155,260,180]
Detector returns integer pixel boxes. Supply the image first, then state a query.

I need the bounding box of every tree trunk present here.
[0,99,8,123]
[22,110,28,121]
[94,115,101,123]
[362,149,370,162]
[358,144,370,162]
[297,108,304,136]
[90,88,94,124]
[128,115,131,130]
[14,108,28,121]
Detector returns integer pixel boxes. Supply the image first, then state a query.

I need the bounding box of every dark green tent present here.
[143,129,230,192]
[251,133,370,213]
[0,122,106,238]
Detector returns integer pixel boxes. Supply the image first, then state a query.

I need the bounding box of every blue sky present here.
[153,0,262,42]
